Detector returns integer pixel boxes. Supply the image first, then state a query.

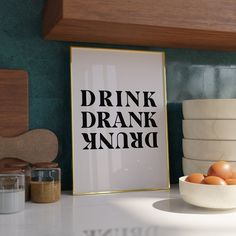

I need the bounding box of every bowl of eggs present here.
[179,161,236,209]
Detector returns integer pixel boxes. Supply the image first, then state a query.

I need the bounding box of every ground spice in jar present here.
[31,181,61,203]
[31,162,61,203]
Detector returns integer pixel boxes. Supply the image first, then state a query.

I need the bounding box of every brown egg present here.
[207,161,233,180]
[225,179,236,185]
[231,172,236,179]
[202,176,226,185]
[185,173,205,184]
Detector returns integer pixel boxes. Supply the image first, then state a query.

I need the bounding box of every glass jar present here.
[31,162,61,203]
[6,160,31,201]
[0,167,25,214]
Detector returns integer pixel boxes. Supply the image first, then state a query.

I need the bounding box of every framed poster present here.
[71,47,169,195]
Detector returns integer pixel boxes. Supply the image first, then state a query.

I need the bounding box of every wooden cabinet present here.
[43,0,236,50]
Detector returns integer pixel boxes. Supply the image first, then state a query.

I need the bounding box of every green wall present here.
[1,0,236,189]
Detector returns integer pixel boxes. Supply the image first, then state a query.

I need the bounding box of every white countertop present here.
[1,185,236,236]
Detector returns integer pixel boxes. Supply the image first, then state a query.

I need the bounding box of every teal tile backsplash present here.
[2,0,236,189]
[168,65,236,100]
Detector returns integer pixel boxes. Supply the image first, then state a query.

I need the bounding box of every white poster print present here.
[71,47,169,195]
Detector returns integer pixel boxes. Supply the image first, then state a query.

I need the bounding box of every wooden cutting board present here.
[0,69,28,137]
[0,129,58,163]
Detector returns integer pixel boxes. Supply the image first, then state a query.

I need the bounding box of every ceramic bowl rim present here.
[183,99,236,102]
[179,176,236,189]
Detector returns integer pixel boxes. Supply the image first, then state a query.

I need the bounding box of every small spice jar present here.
[0,167,25,214]
[6,160,31,201]
[31,162,61,203]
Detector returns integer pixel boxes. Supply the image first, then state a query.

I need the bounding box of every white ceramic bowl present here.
[182,157,236,175]
[183,120,236,140]
[183,99,236,119]
[183,139,236,161]
[179,176,236,209]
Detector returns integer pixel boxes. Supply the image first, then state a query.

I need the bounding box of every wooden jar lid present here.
[32,162,58,168]
[0,167,23,174]
[6,162,29,168]
[0,157,29,168]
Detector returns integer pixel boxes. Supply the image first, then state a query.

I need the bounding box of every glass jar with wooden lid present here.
[0,167,25,213]
[31,162,61,203]
[3,158,31,201]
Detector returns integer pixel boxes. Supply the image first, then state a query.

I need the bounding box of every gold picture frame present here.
[70,46,170,196]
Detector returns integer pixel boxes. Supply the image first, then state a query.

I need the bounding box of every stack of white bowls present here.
[182,99,236,175]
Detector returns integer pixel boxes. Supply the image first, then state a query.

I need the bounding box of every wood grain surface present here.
[43,0,236,50]
[0,70,28,137]
[0,129,58,163]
